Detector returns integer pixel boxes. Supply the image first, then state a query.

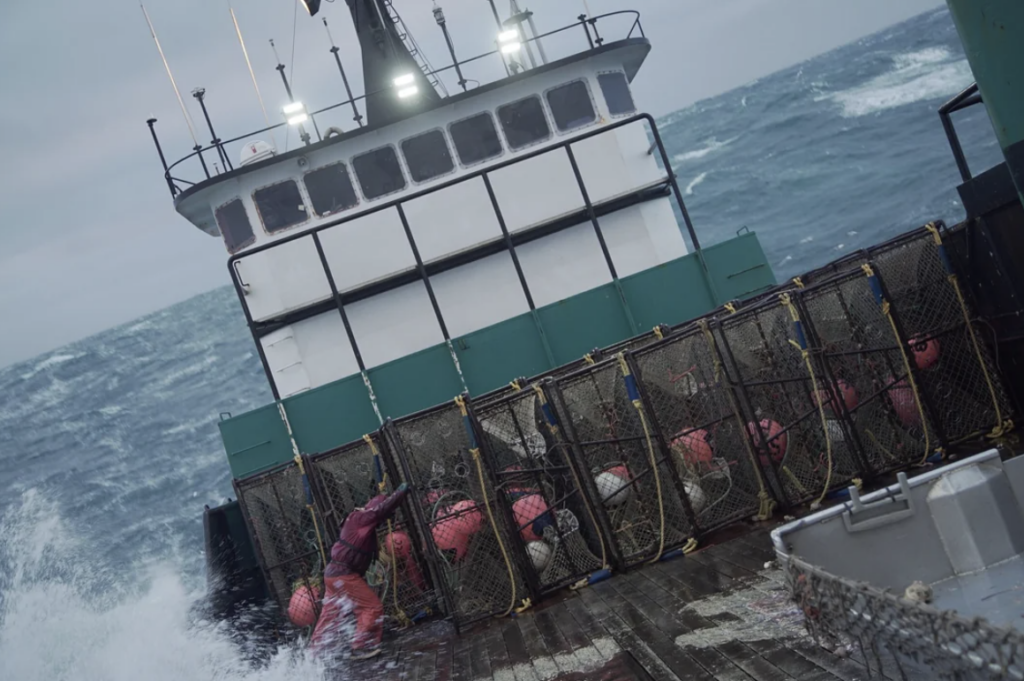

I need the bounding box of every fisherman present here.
[310,481,410,661]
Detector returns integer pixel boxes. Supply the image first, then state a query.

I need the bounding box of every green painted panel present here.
[537,284,634,364]
[369,343,465,419]
[704,232,777,301]
[620,257,715,330]
[454,313,553,395]
[284,374,379,455]
[219,404,292,479]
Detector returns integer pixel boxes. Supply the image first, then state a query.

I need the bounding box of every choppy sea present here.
[0,7,1006,680]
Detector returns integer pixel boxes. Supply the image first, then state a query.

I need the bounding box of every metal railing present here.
[939,82,983,183]
[150,11,646,196]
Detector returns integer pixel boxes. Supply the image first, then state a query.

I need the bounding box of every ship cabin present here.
[157,3,776,481]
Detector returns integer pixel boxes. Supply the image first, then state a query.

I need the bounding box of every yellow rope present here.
[277,403,328,569]
[616,353,672,563]
[363,434,411,628]
[455,396,521,616]
[584,353,596,365]
[724,302,737,314]
[924,223,1012,439]
[531,384,609,572]
[861,264,933,465]
[653,326,664,340]
[779,293,833,508]
[792,277,805,289]
[697,320,776,520]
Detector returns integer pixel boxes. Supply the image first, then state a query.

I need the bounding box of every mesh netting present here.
[307,436,437,628]
[799,270,939,474]
[715,299,865,506]
[234,463,326,624]
[787,555,1024,680]
[474,388,607,593]
[549,359,696,567]
[386,402,529,628]
[629,324,770,532]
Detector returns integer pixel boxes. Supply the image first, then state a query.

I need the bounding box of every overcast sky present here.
[0,0,945,368]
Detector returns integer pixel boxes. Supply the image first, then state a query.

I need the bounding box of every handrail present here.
[158,11,644,195]
[938,82,983,183]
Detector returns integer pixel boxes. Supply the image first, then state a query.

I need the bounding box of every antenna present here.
[323,18,364,126]
[140,3,199,147]
[227,2,279,149]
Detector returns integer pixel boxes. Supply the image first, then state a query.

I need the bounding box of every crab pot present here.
[474,385,609,594]
[547,358,697,568]
[384,401,531,630]
[628,324,772,532]
[714,296,868,506]
[797,269,941,476]
[232,461,326,627]
[307,434,438,628]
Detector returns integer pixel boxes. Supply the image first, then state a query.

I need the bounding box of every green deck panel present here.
[219,403,292,479]
[704,231,777,300]
[368,343,466,420]
[620,256,716,330]
[454,313,553,395]
[536,283,635,364]
[283,374,380,455]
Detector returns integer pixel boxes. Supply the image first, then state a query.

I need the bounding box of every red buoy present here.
[910,337,940,370]
[671,429,713,467]
[748,419,788,465]
[287,583,322,628]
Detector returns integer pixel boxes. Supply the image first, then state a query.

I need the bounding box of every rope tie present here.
[277,402,328,569]
[584,353,596,365]
[792,277,805,289]
[779,294,833,509]
[454,396,522,616]
[924,223,1012,439]
[698,320,775,520]
[724,302,738,314]
[363,434,411,628]
[653,326,664,340]
[861,264,933,465]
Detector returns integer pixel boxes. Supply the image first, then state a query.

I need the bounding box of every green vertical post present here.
[945,0,1024,203]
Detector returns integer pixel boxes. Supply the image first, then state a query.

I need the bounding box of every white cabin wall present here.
[236,236,332,322]
[260,313,362,398]
[431,252,531,337]
[318,208,416,292]
[489,152,586,232]
[516,223,613,307]
[345,282,445,368]
[404,177,503,262]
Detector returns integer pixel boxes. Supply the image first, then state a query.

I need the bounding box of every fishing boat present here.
[147,0,1024,677]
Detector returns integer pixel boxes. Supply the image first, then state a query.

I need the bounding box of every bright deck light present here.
[501,42,521,54]
[393,73,415,87]
[287,113,309,125]
[397,86,419,99]
[498,29,519,43]
[283,101,308,126]
[283,101,305,114]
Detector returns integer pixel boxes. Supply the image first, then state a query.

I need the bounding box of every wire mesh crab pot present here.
[233,461,328,629]
[628,322,775,532]
[384,401,531,630]
[307,435,438,629]
[797,269,943,475]
[548,358,698,568]
[473,385,610,594]
[714,296,868,506]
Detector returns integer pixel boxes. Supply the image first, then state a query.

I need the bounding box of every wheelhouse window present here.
[449,112,503,166]
[215,199,255,252]
[253,180,308,233]
[497,96,551,150]
[598,72,636,116]
[401,129,455,183]
[352,146,407,200]
[304,162,358,216]
[546,80,596,132]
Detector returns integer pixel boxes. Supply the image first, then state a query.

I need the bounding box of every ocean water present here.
[0,7,1007,680]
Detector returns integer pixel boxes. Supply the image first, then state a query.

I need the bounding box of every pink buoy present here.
[747,419,788,466]
[512,494,552,542]
[383,530,412,561]
[888,379,922,427]
[671,429,713,467]
[813,380,858,415]
[287,583,322,628]
[910,337,940,370]
[432,500,484,561]
[450,500,484,534]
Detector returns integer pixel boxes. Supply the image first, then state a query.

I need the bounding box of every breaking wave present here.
[685,171,709,196]
[673,136,739,164]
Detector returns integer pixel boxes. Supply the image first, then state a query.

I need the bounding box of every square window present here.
[352,146,407,200]
[546,81,596,132]
[304,162,359,216]
[401,129,455,183]
[215,199,255,252]
[449,113,503,166]
[598,72,636,116]
[253,180,307,233]
[497,96,551,150]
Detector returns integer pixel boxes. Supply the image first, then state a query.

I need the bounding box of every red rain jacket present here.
[324,487,409,578]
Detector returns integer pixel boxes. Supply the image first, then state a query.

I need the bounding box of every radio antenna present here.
[227,2,278,149]
[141,3,199,146]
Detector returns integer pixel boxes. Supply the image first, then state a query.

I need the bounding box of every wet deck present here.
[337,526,874,681]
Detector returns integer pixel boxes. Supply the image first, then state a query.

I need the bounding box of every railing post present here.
[578,14,595,49]
[146,118,176,197]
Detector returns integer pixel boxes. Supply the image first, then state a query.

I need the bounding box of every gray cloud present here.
[0,0,944,367]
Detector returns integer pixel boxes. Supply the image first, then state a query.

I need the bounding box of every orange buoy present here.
[287,583,322,628]
[671,429,713,467]
[910,337,940,370]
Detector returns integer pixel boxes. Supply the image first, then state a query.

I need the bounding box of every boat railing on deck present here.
[152,11,646,195]
[938,82,983,183]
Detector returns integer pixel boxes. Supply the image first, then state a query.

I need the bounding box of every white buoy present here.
[527,540,552,572]
[594,471,632,507]
[684,480,707,515]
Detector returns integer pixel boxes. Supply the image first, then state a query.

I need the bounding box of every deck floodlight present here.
[300,0,321,16]
[394,73,418,99]
[283,101,308,126]
[393,73,416,87]
[498,28,521,54]
[397,86,419,99]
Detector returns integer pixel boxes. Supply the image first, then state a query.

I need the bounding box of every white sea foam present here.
[685,171,708,196]
[820,47,972,118]
[673,136,739,164]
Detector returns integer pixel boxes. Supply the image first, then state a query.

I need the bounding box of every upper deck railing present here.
[148,11,646,198]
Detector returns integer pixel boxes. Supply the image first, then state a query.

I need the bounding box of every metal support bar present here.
[146,118,176,197]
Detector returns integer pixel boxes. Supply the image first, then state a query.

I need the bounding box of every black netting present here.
[234,463,326,628]
[629,324,771,532]
[386,402,529,628]
[799,270,939,474]
[474,387,607,593]
[788,556,1024,680]
[715,299,866,506]
[307,436,438,628]
[549,360,695,567]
